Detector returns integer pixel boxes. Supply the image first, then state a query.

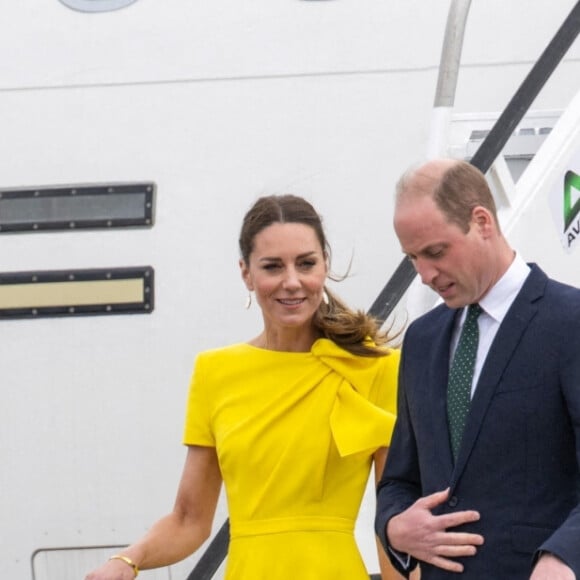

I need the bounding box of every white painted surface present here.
[1,1,580,578]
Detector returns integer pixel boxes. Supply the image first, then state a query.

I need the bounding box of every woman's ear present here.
[239,259,254,291]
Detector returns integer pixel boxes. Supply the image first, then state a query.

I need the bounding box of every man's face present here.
[394,194,491,309]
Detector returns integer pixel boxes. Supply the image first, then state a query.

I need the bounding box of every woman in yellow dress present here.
[86,194,402,580]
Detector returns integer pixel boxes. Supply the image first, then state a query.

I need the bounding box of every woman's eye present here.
[263,263,281,271]
[299,260,316,269]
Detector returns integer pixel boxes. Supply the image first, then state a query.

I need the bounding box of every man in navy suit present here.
[375,158,580,579]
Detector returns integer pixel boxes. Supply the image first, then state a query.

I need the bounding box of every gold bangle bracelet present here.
[109,555,139,577]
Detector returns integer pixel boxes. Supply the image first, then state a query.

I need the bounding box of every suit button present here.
[448,496,458,507]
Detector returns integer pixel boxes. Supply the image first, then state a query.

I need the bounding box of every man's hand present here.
[530,552,575,580]
[387,488,484,573]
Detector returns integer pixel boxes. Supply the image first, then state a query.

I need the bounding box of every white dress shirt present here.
[449,253,531,398]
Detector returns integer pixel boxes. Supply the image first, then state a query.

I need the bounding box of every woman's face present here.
[240,222,327,335]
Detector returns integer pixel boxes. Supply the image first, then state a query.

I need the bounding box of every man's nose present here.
[414,258,437,286]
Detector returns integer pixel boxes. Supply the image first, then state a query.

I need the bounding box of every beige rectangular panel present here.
[0,278,144,309]
[0,266,154,318]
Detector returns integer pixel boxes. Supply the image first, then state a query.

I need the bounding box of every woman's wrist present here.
[109,554,139,577]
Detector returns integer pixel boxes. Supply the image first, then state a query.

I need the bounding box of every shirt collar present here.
[479,252,530,323]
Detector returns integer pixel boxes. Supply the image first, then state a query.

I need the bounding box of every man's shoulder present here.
[414,302,452,324]
[528,263,580,305]
[407,302,454,338]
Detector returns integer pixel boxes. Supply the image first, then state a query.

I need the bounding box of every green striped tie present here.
[447,303,482,461]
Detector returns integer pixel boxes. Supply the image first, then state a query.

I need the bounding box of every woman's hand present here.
[85,557,137,580]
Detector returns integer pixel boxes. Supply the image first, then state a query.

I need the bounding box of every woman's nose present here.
[282,267,300,288]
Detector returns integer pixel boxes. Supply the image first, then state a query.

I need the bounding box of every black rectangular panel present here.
[0,183,155,232]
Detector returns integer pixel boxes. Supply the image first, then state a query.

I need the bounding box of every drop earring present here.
[244,293,252,309]
[322,290,329,305]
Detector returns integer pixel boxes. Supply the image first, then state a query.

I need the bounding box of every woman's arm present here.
[86,445,222,579]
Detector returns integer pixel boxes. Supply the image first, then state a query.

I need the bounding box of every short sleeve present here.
[371,349,400,433]
[182,353,216,447]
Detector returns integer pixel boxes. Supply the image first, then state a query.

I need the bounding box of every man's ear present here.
[239,259,254,291]
[472,206,494,235]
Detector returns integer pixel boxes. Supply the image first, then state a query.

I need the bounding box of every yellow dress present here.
[183,338,399,579]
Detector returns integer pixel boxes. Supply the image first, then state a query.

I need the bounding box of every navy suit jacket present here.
[375,264,580,579]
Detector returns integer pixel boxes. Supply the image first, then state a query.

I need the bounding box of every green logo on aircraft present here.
[564,170,580,231]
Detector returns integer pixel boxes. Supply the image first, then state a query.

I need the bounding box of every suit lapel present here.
[429,308,459,475]
[451,266,545,483]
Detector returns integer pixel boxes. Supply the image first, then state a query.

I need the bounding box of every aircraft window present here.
[58,0,139,12]
[0,183,155,233]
